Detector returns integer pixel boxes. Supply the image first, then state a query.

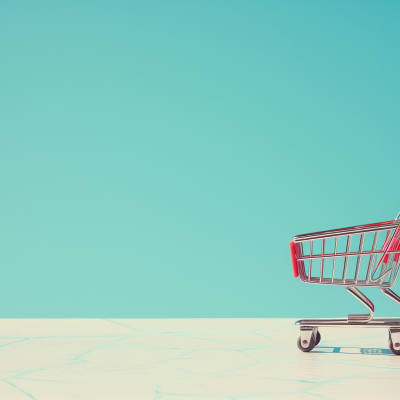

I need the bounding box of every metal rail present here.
[294,218,400,288]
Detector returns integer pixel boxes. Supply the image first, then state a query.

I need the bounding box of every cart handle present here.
[290,240,299,278]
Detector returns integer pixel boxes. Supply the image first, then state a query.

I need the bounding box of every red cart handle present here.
[290,240,299,278]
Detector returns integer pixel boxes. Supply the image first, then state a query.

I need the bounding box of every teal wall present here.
[1,1,400,317]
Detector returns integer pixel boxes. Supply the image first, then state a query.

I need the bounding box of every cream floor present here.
[0,318,399,399]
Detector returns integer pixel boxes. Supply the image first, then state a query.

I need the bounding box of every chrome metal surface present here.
[370,223,400,283]
[295,318,400,328]
[346,287,374,323]
[366,232,378,285]
[295,286,400,327]
[354,234,364,284]
[293,222,399,243]
[293,213,400,354]
[297,249,400,261]
[381,288,400,306]
[293,214,400,288]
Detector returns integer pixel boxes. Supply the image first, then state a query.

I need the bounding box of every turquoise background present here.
[1,1,400,318]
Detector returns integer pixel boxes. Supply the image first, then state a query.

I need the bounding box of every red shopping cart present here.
[290,213,400,354]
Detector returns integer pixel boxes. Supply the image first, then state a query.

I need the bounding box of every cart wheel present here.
[389,337,400,355]
[315,331,321,346]
[297,335,315,352]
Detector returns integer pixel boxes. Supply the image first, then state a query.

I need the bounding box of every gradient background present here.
[1,1,399,318]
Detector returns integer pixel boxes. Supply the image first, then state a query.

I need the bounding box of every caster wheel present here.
[315,331,321,346]
[389,337,400,355]
[297,335,315,352]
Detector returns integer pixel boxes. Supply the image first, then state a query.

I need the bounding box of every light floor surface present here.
[0,318,399,399]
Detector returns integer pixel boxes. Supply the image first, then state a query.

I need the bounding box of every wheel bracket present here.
[390,328,400,350]
[300,326,316,347]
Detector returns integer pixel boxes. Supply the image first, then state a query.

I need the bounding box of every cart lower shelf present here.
[296,317,400,328]
[295,287,400,355]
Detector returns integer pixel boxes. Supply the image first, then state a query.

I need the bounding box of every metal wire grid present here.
[293,221,400,288]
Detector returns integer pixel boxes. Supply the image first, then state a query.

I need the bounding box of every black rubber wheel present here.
[389,337,400,355]
[315,331,321,346]
[297,335,315,352]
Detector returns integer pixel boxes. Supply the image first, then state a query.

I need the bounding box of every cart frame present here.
[290,213,400,354]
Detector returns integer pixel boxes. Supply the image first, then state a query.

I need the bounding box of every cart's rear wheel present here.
[315,331,321,346]
[389,336,400,355]
[297,335,316,352]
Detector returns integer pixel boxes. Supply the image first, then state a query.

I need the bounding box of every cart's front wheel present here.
[389,336,400,355]
[315,331,321,346]
[297,335,315,352]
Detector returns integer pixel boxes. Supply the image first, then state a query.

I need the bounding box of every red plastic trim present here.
[360,221,394,228]
[382,236,400,263]
[290,240,299,278]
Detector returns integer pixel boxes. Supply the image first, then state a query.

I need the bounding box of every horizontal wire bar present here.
[301,276,395,286]
[293,222,399,243]
[298,248,400,261]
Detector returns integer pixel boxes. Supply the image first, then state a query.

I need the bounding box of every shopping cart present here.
[290,213,400,354]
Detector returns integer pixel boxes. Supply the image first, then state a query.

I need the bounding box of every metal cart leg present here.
[380,288,400,306]
[347,287,374,323]
[380,289,400,354]
[295,288,400,355]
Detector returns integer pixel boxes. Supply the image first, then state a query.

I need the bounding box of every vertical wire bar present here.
[320,239,325,282]
[385,225,400,285]
[366,231,378,284]
[342,235,352,283]
[392,227,400,286]
[331,237,338,283]
[391,244,400,287]
[382,229,394,284]
[376,229,390,284]
[355,233,364,284]
[387,251,394,284]
[299,243,304,279]
[308,241,313,282]
[375,229,393,281]
[387,229,395,281]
